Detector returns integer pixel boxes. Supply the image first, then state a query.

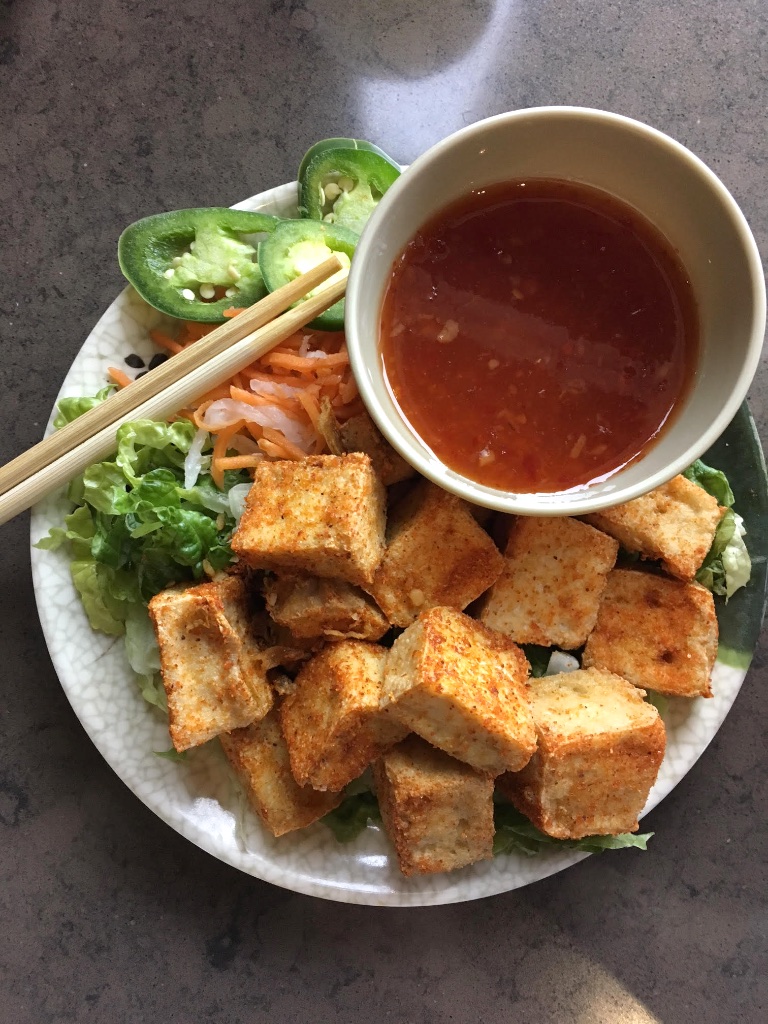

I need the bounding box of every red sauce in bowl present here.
[380,179,698,493]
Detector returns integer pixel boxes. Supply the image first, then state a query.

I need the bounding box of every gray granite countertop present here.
[1,2,766,1022]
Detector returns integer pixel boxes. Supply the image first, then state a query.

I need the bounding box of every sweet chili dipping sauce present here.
[380,180,698,493]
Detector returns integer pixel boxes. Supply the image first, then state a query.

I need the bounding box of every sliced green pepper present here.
[297,138,401,235]
[118,208,280,322]
[258,219,358,331]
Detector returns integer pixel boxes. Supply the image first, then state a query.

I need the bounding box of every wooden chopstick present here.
[0,264,349,526]
[0,254,343,499]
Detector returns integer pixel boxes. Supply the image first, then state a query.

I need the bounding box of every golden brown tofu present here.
[338,409,416,486]
[263,573,390,642]
[231,453,386,588]
[149,576,273,752]
[584,475,724,581]
[382,607,536,775]
[373,735,494,876]
[369,480,504,627]
[280,641,408,791]
[498,668,666,839]
[583,568,718,697]
[220,712,342,836]
[479,516,618,649]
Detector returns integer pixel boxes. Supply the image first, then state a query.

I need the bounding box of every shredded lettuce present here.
[683,459,750,599]
[493,801,653,856]
[322,790,382,842]
[36,392,251,707]
[521,644,552,678]
[323,791,654,854]
[645,690,669,717]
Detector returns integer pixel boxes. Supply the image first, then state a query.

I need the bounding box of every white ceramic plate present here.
[30,183,760,905]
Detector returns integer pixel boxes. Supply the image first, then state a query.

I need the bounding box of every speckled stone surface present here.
[1,1,766,1021]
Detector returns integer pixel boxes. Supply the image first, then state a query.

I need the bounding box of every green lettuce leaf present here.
[683,459,735,507]
[521,644,552,678]
[493,801,653,857]
[645,690,669,717]
[53,386,114,429]
[322,791,382,842]
[38,395,252,710]
[684,460,750,600]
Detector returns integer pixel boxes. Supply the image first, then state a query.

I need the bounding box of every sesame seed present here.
[488,358,499,370]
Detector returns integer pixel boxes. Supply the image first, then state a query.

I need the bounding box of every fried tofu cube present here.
[280,641,407,791]
[584,475,724,581]
[148,576,273,751]
[369,480,504,627]
[373,735,494,876]
[231,453,386,588]
[382,607,536,775]
[479,516,618,649]
[264,573,389,642]
[220,711,342,836]
[338,409,416,486]
[583,569,718,697]
[497,668,666,839]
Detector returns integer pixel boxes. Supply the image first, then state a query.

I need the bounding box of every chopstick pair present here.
[0,255,348,526]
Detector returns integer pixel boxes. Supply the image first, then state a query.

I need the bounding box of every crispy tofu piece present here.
[149,576,273,752]
[479,516,619,649]
[369,480,504,627]
[382,607,536,775]
[280,641,408,791]
[338,409,416,486]
[583,569,718,697]
[220,712,342,836]
[231,453,386,588]
[498,668,666,839]
[264,573,389,642]
[373,735,494,876]
[584,475,724,581]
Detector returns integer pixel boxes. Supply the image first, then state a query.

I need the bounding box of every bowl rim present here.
[345,105,767,515]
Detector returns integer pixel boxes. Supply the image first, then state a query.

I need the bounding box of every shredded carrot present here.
[211,420,247,488]
[143,318,359,480]
[108,366,134,389]
[149,329,185,354]
[215,455,264,470]
[222,307,245,318]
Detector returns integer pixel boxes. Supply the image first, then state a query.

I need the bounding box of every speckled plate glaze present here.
[30,183,768,906]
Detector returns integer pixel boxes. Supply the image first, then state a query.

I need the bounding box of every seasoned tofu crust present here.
[338,409,416,486]
[220,712,342,836]
[369,480,504,627]
[382,606,536,775]
[584,475,724,581]
[264,573,389,642]
[231,453,386,588]
[373,735,494,876]
[148,576,274,752]
[498,668,665,839]
[280,640,407,791]
[479,516,619,649]
[583,568,718,697]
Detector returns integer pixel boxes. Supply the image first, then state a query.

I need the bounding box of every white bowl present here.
[345,107,766,515]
